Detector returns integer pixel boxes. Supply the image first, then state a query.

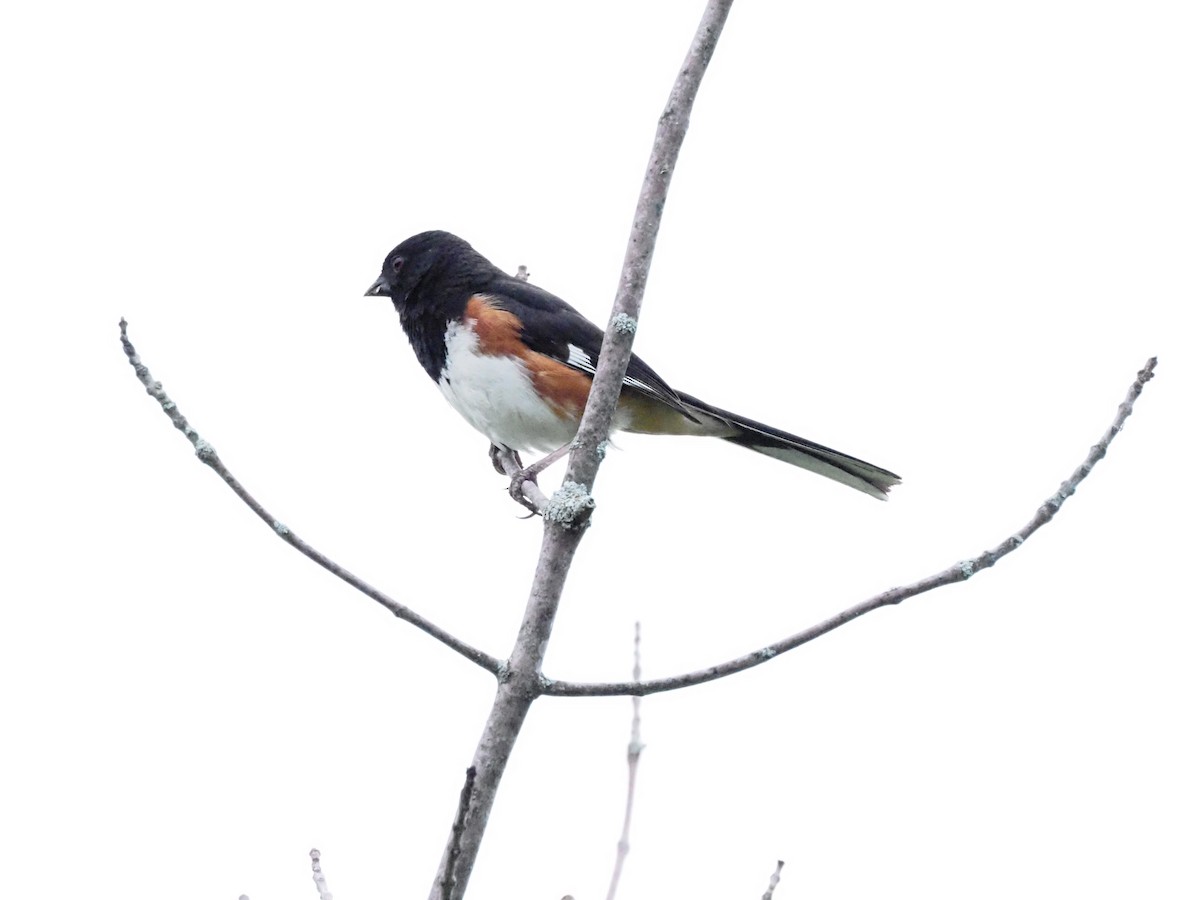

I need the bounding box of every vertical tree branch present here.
[565,0,734,492]
[425,3,735,898]
[438,768,478,900]
[426,525,587,900]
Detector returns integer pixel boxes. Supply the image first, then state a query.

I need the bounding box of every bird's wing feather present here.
[484,278,697,420]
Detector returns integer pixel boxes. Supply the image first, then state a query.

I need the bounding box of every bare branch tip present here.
[761,859,785,900]
[310,847,333,900]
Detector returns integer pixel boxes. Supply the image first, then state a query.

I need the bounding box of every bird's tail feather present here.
[677,392,901,500]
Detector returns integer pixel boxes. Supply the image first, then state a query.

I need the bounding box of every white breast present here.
[437,320,580,453]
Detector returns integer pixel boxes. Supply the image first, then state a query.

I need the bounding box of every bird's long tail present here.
[677,392,901,500]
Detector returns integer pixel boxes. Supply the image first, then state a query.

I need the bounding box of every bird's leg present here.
[513,441,573,489]
[489,443,574,516]
[489,442,574,510]
[508,442,573,500]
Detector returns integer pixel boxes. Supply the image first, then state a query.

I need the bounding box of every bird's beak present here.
[364,275,389,297]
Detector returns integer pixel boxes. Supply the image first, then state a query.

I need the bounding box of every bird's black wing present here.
[484,276,697,420]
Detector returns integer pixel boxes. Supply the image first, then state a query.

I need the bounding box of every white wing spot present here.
[624,376,657,393]
[567,343,595,372]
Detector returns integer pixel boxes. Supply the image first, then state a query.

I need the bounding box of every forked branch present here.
[761,860,785,900]
[543,357,1158,698]
[424,3,737,898]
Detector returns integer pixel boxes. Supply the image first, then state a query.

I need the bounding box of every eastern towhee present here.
[365,231,900,499]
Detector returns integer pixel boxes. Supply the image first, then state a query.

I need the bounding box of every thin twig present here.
[761,860,784,900]
[544,357,1158,697]
[439,767,477,900]
[118,319,503,676]
[310,849,333,900]
[604,623,644,900]
[425,4,736,898]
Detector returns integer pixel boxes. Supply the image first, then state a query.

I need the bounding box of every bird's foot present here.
[490,445,541,516]
[507,442,574,515]
[508,467,542,516]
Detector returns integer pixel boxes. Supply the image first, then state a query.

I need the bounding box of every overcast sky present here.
[3,1,1198,898]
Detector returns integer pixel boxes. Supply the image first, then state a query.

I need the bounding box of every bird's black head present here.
[364,230,491,308]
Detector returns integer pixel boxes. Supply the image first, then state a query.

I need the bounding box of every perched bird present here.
[365,231,900,499]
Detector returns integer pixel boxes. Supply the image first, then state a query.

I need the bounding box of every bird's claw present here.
[509,468,542,517]
[489,443,543,517]
[489,443,521,476]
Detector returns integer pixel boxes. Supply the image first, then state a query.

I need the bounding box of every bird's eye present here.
[390,256,405,273]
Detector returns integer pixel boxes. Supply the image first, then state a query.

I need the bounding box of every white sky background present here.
[2,1,1197,898]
